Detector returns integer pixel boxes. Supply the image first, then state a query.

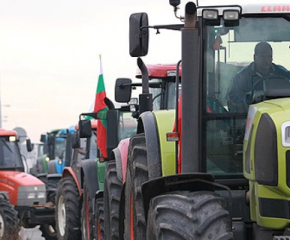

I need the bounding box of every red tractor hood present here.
[0,171,45,187]
[0,171,46,206]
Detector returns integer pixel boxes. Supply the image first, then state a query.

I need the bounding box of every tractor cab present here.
[129,1,290,238]
[189,4,290,180]
[0,129,25,171]
[78,100,138,161]
[136,64,182,110]
[115,63,181,113]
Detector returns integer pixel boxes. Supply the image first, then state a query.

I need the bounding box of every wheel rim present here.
[130,191,134,240]
[46,225,56,236]
[42,224,56,237]
[58,195,66,236]
[0,213,4,238]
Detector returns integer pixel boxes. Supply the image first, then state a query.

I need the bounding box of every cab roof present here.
[0,129,17,136]
[136,64,182,78]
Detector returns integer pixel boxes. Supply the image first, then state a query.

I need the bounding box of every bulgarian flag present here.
[94,55,108,158]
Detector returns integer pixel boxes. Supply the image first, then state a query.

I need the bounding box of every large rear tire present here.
[0,198,19,240]
[124,134,148,240]
[146,191,233,240]
[104,160,122,240]
[81,180,94,240]
[55,177,81,240]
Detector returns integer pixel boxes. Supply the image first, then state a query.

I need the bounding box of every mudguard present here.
[81,159,100,200]
[61,159,102,199]
[139,110,176,178]
[112,138,130,184]
[62,167,82,195]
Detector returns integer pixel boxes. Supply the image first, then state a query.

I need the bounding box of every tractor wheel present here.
[81,180,94,240]
[0,198,19,240]
[146,191,233,240]
[55,177,81,240]
[40,224,57,240]
[94,198,104,240]
[104,160,122,240]
[124,134,148,240]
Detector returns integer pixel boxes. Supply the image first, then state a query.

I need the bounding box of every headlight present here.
[37,192,46,199]
[27,193,36,199]
[282,121,290,147]
[223,10,239,20]
[203,9,218,19]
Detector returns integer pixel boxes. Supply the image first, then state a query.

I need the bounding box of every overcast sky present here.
[0,0,182,142]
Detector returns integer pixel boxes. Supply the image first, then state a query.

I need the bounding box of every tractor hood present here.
[243,98,290,229]
[254,98,290,113]
[0,171,45,187]
[0,171,46,206]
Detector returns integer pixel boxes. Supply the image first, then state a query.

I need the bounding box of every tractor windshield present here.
[203,16,290,177]
[89,130,98,159]
[149,77,181,110]
[0,137,23,169]
[118,111,137,140]
[54,137,66,159]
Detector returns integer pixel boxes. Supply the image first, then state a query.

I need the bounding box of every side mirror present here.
[129,13,149,57]
[115,78,132,103]
[26,139,34,152]
[79,120,92,138]
[40,134,47,143]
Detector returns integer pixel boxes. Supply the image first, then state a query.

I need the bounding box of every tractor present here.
[30,127,76,206]
[33,127,75,178]
[103,63,181,239]
[55,98,138,240]
[0,128,56,239]
[115,0,290,239]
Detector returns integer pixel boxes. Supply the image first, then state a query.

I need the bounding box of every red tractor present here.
[0,128,56,240]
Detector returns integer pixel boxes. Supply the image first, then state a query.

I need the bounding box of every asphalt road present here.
[19,226,45,240]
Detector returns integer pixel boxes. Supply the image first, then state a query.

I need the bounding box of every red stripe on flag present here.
[97,120,107,158]
[94,91,107,113]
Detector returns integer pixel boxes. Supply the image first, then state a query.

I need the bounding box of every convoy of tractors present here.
[2,1,290,239]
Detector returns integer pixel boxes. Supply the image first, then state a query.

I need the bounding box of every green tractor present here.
[118,1,290,239]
